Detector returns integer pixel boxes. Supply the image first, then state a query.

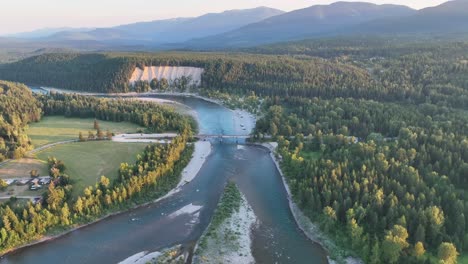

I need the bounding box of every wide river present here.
[1,95,328,264]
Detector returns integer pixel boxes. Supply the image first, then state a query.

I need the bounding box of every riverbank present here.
[193,184,257,264]
[257,142,362,264]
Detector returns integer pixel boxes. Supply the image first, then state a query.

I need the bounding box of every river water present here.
[1,95,327,264]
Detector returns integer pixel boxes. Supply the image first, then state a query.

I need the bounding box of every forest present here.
[254,96,467,262]
[228,38,467,263]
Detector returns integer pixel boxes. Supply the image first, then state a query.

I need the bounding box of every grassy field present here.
[36,141,147,197]
[27,116,145,147]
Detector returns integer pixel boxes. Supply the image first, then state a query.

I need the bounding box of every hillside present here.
[185,2,415,48]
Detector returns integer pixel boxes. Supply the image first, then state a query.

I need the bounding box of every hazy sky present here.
[1,0,449,35]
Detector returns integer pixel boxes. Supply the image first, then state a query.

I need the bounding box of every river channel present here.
[1,94,328,264]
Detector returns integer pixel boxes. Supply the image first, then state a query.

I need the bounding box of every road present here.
[0,196,41,200]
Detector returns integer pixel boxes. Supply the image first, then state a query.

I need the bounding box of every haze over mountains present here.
[1,0,468,50]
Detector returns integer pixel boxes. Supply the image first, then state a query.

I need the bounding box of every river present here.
[1,94,328,264]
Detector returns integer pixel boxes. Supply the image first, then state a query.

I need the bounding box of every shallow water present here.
[1,94,327,264]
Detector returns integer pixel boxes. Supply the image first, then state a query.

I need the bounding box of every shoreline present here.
[251,142,362,264]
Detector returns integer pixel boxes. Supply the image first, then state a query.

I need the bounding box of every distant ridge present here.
[184,2,416,48]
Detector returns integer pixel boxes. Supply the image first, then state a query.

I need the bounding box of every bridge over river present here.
[196,134,252,139]
[112,133,256,143]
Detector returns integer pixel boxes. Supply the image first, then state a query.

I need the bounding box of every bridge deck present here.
[196,134,251,139]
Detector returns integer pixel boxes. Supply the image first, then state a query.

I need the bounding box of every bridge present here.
[196,134,251,139]
[112,133,255,143]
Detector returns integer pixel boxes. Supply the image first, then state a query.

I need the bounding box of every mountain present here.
[44,7,284,44]
[184,2,415,48]
[146,7,284,43]
[5,27,94,39]
[350,0,468,35]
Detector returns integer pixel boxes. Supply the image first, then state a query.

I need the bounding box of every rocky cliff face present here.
[129,66,204,86]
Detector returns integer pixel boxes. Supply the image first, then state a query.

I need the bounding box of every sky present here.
[0,0,449,35]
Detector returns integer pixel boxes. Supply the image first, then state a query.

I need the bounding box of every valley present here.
[0,1,467,264]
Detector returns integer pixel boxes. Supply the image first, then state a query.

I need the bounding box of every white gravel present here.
[195,193,257,264]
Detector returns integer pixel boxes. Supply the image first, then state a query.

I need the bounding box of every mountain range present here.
[1,0,468,50]
[185,2,416,48]
[31,7,284,45]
